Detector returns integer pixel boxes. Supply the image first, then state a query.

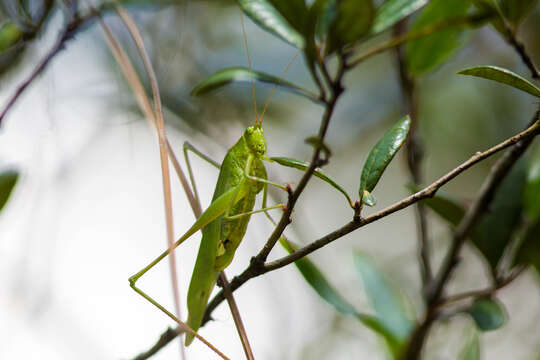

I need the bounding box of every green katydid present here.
[128,14,355,348]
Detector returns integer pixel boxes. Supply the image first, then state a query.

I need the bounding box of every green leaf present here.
[237,0,306,48]
[326,0,375,53]
[408,185,466,227]
[458,65,540,98]
[361,189,377,207]
[459,328,480,360]
[354,252,414,344]
[359,115,411,195]
[371,0,429,34]
[0,170,18,213]
[406,0,471,75]
[190,66,318,103]
[268,0,310,34]
[499,0,539,26]
[514,219,540,273]
[270,156,354,207]
[471,161,527,273]
[310,0,338,40]
[466,297,506,331]
[279,238,401,353]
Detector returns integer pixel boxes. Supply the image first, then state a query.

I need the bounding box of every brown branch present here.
[0,4,109,126]
[132,327,184,360]
[435,265,526,309]
[404,111,540,359]
[217,272,255,360]
[503,26,539,79]
[392,19,432,293]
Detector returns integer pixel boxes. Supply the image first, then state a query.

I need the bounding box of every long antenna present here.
[259,51,299,125]
[240,12,259,125]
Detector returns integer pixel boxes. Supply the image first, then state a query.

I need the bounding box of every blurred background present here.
[0,0,539,359]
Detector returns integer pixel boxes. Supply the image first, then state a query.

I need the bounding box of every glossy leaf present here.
[268,0,310,34]
[458,65,540,98]
[279,237,401,351]
[466,297,506,331]
[524,153,540,221]
[310,0,338,40]
[408,185,466,227]
[270,156,354,207]
[472,162,526,273]
[459,328,480,360]
[499,0,539,26]
[190,66,317,102]
[406,0,471,75]
[371,0,429,34]
[0,170,18,213]
[361,189,377,207]
[237,0,306,48]
[354,252,414,344]
[327,0,375,53]
[359,115,411,195]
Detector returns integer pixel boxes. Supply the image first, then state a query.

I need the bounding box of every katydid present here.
[129,116,290,343]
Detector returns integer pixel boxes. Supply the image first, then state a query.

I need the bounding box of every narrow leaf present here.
[466,297,506,331]
[354,252,414,343]
[0,170,18,213]
[471,161,526,273]
[327,0,375,53]
[279,238,401,352]
[458,65,540,98]
[406,0,471,75]
[237,0,306,48]
[190,66,318,103]
[270,156,354,207]
[371,0,429,34]
[408,185,466,227]
[359,115,411,195]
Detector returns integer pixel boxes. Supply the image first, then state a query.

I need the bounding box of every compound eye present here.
[247,127,254,135]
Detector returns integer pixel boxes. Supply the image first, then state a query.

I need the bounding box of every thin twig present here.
[132,328,184,360]
[218,272,255,360]
[0,6,105,126]
[392,19,432,294]
[436,265,526,309]
[502,24,539,79]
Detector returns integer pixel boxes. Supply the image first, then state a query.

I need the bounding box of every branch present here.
[404,110,540,359]
[0,4,109,126]
[435,265,526,309]
[392,19,432,293]
[502,25,539,79]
